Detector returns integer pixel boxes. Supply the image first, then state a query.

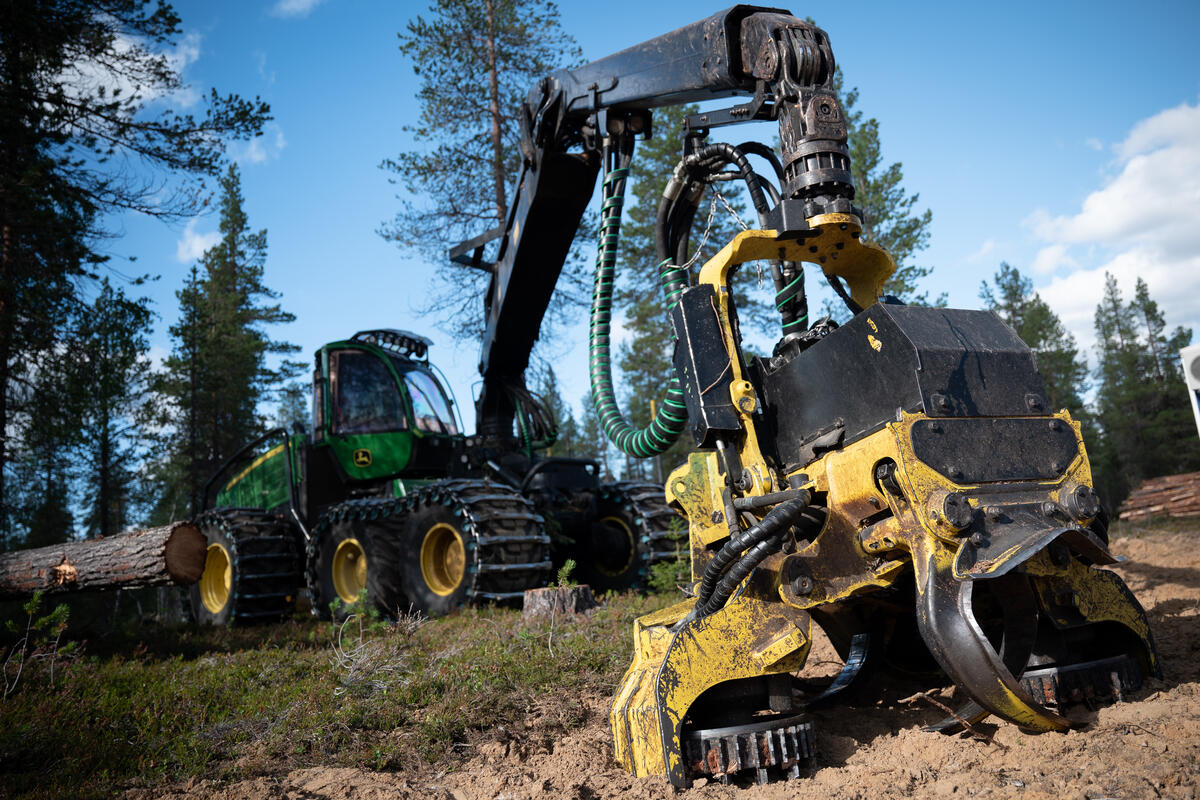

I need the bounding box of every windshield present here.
[395,361,458,435]
[331,350,407,434]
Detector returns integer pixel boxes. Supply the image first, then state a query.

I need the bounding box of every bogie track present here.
[307,479,552,618]
[191,508,303,625]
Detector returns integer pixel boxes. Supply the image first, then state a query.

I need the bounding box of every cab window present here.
[330,350,407,435]
[399,365,458,434]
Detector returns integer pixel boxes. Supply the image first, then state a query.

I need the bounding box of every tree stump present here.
[522,585,599,620]
[0,522,206,600]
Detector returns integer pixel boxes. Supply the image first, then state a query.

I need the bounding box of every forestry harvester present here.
[442,4,1161,788]
[191,329,677,625]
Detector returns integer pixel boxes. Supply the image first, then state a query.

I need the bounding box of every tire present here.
[190,509,303,626]
[305,484,551,619]
[399,501,472,616]
[576,482,682,592]
[309,500,407,620]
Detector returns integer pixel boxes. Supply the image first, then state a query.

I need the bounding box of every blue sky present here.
[108,0,1200,425]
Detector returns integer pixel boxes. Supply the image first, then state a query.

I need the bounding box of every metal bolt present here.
[1041,501,1059,517]
[791,575,814,596]
[1049,420,1063,432]
[969,532,986,547]
[710,510,723,524]
[868,496,881,509]
[984,505,1003,521]
[942,492,974,530]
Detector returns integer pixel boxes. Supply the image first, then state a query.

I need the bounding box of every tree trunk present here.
[483,0,508,223]
[522,585,598,620]
[0,522,206,599]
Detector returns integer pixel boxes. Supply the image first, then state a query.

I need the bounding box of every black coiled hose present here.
[693,493,812,617]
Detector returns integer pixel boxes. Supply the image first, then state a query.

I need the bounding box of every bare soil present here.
[137,528,1200,800]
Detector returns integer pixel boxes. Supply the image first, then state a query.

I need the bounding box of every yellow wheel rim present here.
[332,538,368,604]
[597,515,635,577]
[420,523,465,596]
[200,542,232,614]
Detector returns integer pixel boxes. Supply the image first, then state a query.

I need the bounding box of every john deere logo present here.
[353,449,372,468]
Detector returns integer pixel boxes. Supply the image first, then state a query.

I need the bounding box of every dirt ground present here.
[140,528,1200,800]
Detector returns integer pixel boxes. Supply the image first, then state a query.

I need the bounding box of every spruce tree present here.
[380,0,585,340]
[979,263,1088,420]
[0,0,269,544]
[1091,274,1199,508]
[71,280,155,539]
[154,166,301,519]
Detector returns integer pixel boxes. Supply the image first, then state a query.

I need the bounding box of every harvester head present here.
[610,219,1158,787]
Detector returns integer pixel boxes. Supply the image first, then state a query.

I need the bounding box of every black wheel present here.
[576,482,682,592]
[190,509,303,626]
[400,501,472,616]
[576,504,643,592]
[309,501,406,620]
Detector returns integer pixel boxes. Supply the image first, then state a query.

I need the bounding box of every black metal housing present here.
[754,305,1051,472]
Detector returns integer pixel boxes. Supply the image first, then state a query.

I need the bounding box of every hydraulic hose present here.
[696,493,810,609]
[588,135,690,458]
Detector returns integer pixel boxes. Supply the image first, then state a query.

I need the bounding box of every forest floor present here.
[2,519,1197,799]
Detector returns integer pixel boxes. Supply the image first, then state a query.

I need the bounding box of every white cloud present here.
[966,239,995,263]
[231,123,287,165]
[176,218,219,263]
[1084,137,1103,152]
[1031,243,1077,275]
[60,31,203,109]
[270,0,326,18]
[1028,96,1200,354]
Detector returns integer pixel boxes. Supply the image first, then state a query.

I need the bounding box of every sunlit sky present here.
[107,0,1200,426]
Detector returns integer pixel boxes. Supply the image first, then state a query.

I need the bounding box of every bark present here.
[522,585,598,620]
[483,0,508,223]
[0,522,206,599]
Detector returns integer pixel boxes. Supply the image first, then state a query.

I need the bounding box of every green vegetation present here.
[0,591,674,799]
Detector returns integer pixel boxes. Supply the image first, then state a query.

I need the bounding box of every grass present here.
[0,591,675,799]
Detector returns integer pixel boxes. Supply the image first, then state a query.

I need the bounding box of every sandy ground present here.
[139,529,1200,800]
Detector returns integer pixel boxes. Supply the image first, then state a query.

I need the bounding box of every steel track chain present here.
[194,507,303,623]
[600,481,685,584]
[305,479,552,612]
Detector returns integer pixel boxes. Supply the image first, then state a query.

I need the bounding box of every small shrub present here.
[3,591,76,698]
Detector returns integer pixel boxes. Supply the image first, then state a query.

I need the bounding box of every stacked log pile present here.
[1118,471,1200,521]
[0,522,206,600]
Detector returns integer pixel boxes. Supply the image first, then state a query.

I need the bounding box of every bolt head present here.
[791,575,814,595]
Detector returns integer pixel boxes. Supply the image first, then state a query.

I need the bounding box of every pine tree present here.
[1091,274,1199,508]
[0,0,269,545]
[979,263,1088,420]
[835,69,936,304]
[154,166,301,519]
[380,0,585,341]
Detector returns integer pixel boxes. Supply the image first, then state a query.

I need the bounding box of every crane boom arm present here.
[457,5,853,440]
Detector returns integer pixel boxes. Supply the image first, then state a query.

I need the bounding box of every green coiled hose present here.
[588,148,689,458]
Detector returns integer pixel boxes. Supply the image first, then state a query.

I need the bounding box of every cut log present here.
[0,522,206,600]
[1119,471,1200,521]
[522,585,599,620]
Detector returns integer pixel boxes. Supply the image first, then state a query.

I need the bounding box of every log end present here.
[165,523,207,585]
